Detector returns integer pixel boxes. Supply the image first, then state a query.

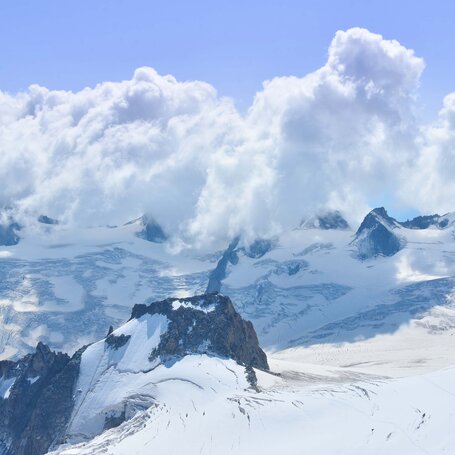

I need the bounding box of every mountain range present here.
[1,207,455,453]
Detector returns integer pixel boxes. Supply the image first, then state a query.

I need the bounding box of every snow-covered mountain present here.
[352,207,404,259]
[2,207,455,362]
[4,290,455,455]
[2,207,455,453]
[300,209,350,230]
[49,352,455,455]
[0,294,266,454]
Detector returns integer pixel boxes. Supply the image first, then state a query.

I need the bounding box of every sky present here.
[1,1,455,245]
[1,0,453,116]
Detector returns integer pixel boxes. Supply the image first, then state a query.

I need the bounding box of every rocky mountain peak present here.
[400,213,450,230]
[300,210,350,230]
[0,343,79,455]
[0,293,268,454]
[124,214,168,243]
[131,293,269,370]
[354,207,404,259]
[355,207,398,235]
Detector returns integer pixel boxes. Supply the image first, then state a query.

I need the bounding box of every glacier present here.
[1,208,455,453]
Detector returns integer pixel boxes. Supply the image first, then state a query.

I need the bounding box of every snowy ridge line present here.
[1,205,455,360]
[0,292,268,455]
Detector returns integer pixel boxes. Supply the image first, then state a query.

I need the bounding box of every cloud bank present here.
[0,27,450,246]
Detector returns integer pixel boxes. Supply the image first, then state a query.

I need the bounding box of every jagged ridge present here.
[0,293,267,455]
[131,293,269,370]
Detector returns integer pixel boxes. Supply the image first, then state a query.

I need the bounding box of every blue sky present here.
[0,0,453,117]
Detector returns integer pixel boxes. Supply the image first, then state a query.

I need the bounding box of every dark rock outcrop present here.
[0,294,268,454]
[243,238,275,259]
[316,211,350,230]
[300,210,349,230]
[356,207,399,233]
[354,207,403,259]
[124,214,167,243]
[103,409,126,431]
[354,207,455,259]
[133,215,167,243]
[401,214,449,229]
[141,219,167,243]
[132,293,269,371]
[105,332,131,349]
[206,238,239,293]
[0,343,84,455]
[205,237,275,293]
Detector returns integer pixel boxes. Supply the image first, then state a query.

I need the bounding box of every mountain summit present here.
[300,210,349,230]
[0,293,267,455]
[124,214,168,243]
[353,207,403,259]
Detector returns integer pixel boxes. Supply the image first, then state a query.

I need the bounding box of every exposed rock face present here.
[354,209,453,258]
[206,237,275,293]
[124,214,168,243]
[301,210,350,230]
[105,332,131,349]
[243,238,275,259]
[356,207,398,232]
[354,207,404,259]
[131,293,269,370]
[137,215,167,243]
[0,293,268,454]
[0,343,84,455]
[206,238,239,293]
[317,211,350,230]
[401,214,449,229]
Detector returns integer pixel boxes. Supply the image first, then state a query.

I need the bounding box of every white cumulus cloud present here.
[2,27,451,247]
[402,93,455,215]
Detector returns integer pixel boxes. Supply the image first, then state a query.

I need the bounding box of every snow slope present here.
[65,313,170,442]
[50,357,455,455]
[0,293,267,455]
[1,208,454,454]
[2,209,455,377]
